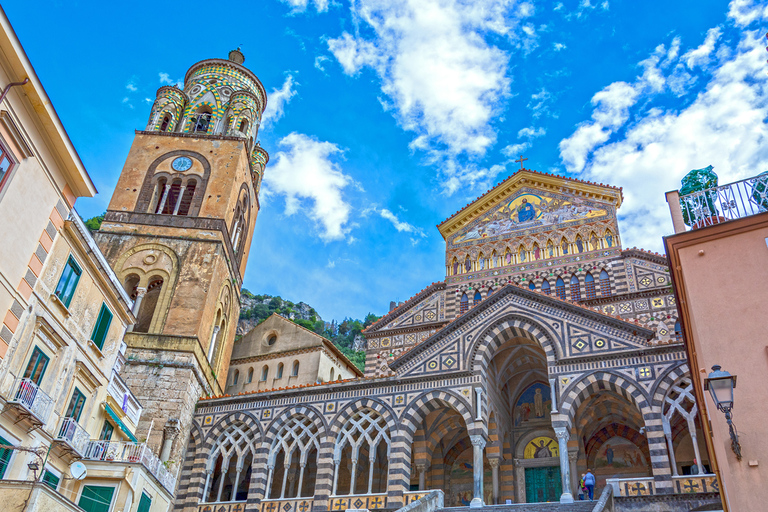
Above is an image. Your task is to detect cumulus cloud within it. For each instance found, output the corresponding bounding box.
[263,133,354,241]
[261,75,298,129]
[126,82,138,92]
[682,28,722,69]
[158,72,183,87]
[282,0,329,13]
[553,42,567,51]
[559,1,768,251]
[728,0,768,26]
[326,0,528,192]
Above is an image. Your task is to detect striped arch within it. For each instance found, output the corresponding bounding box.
[174,422,206,511]
[469,314,561,375]
[204,411,263,450]
[328,397,398,437]
[585,424,651,470]
[264,405,327,445]
[399,390,474,439]
[559,371,652,428]
[651,363,691,409]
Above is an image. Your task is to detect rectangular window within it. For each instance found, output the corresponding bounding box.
[0,434,13,479]
[99,421,114,441]
[78,485,115,512]
[42,469,60,490]
[23,347,49,385]
[90,303,113,350]
[64,388,86,422]
[137,492,152,512]
[0,141,17,192]
[54,256,82,308]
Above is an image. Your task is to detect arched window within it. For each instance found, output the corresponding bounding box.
[541,279,551,295]
[556,277,566,300]
[160,114,171,132]
[133,276,164,333]
[333,408,390,495]
[239,119,249,133]
[207,310,224,363]
[267,416,321,499]
[487,287,493,297]
[674,320,682,341]
[233,370,239,385]
[570,275,581,301]
[600,270,611,297]
[452,259,459,275]
[176,180,197,216]
[261,365,269,382]
[460,293,469,314]
[191,108,212,133]
[464,257,471,272]
[204,423,257,503]
[292,361,299,377]
[528,281,536,291]
[585,273,596,299]
[247,367,254,384]
[473,291,482,305]
[330,368,335,382]
[277,363,284,379]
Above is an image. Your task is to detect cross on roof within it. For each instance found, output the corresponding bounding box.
[515,154,528,170]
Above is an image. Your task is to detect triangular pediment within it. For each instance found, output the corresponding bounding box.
[389,283,655,378]
[365,282,447,335]
[438,170,623,242]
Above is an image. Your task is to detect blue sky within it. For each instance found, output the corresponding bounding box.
[5,0,768,321]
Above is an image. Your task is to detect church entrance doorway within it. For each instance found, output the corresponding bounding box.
[524,467,561,503]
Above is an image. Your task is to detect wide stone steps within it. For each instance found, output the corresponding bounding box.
[438,502,596,512]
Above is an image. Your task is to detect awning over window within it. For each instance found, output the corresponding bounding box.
[103,403,138,443]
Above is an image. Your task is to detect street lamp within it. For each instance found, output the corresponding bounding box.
[704,365,742,461]
[27,461,39,481]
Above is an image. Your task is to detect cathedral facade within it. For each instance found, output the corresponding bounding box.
[174,172,711,512]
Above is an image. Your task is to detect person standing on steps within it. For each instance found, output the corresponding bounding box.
[578,473,587,500]
[584,469,596,500]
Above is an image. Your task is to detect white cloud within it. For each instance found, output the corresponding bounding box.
[314,55,330,73]
[528,88,555,118]
[326,0,525,193]
[378,208,426,237]
[263,133,354,241]
[559,3,768,251]
[682,28,722,69]
[728,0,768,26]
[126,82,138,92]
[158,72,183,87]
[121,97,134,109]
[502,142,531,158]
[282,0,329,13]
[261,75,298,129]
[518,126,546,139]
[553,42,567,51]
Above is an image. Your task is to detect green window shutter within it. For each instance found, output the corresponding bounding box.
[42,470,60,490]
[0,434,13,479]
[54,256,82,308]
[78,485,115,512]
[65,388,86,422]
[91,303,113,349]
[137,492,152,512]
[23,347,49,385]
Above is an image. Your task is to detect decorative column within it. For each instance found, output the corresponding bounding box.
[548,378,558,413]
[349,458,358,495]
[331,457,341,496]
[489,458,501,505]
[127,287,146,332]
[265,464,275,499]
[514,460,525,503]
[415,462,427,491]
[554,428,574,504]
[202,468,213,502]
[207,325,221,361]
[687,418,705,475]
[156,184,171,213]
[568,448,579,496]
[663,419,679,476]
[469,435,486,508]
[172,185,187,215]
[160,418,180,462]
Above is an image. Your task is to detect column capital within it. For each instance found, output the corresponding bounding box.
[470,435,486,449]
[567,450,579,462]
[554,427,569,441]
[415,462,429,472]
[488,458,502,469]
[135,287,147,298]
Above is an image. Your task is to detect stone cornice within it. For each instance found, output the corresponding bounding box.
[365,321,450,339]
[580,286,674,307]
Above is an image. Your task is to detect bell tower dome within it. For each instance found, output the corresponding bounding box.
[93,50,269,465]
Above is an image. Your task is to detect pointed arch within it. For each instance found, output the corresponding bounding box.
[600,269,611,297]
[555,277,566,300]
[559,371,652,428]
[570,274,581,301]
[459,293,469,314]
[541,279,551,295]
[585,272,596,299]
[473,290,482,305]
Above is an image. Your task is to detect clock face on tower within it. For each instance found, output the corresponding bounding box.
[171,156,193,171]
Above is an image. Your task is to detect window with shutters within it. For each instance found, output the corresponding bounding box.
[137,492,152,512]
[0,434,13,479]
[90,303,113,350]
[600,270,611,297]
[100,421,114,441]
[459,293,468,314]
[541,279,551,295]
[42,470,60,490]
[54,255,82,308]
[64,388,86,422]
[23,347,49,385]
[78,485,115,512]
[473,291,482,305]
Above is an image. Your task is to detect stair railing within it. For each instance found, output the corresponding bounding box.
[591,485,614,512]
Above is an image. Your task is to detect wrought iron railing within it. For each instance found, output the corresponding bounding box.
[83,440,176,492]
[679,174,768,228]
[56,417,90,456]
[9,378,54,424]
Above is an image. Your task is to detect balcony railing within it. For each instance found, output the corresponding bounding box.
[107,370,142,426]
[83,440,176,493]
[56,417,90,456]
[673,174,768,231]
[9,378,54,425]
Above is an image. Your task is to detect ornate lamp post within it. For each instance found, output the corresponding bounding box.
[704,365,742,460]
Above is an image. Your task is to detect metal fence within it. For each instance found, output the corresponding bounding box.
[56,417,91,456]
[679,174,768,228]
[83,440,177,492]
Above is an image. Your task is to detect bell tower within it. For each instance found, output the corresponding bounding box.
[94,49,269,465]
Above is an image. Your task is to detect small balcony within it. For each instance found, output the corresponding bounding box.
[6,378,54,428]
[52,417,90,461]
[667,172,768,233]
[106,370,142,427]
[82,440,177,493]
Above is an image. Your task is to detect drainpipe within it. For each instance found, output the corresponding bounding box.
[0,78,29,104]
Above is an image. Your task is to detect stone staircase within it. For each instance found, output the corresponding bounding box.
[439,503,597,512]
